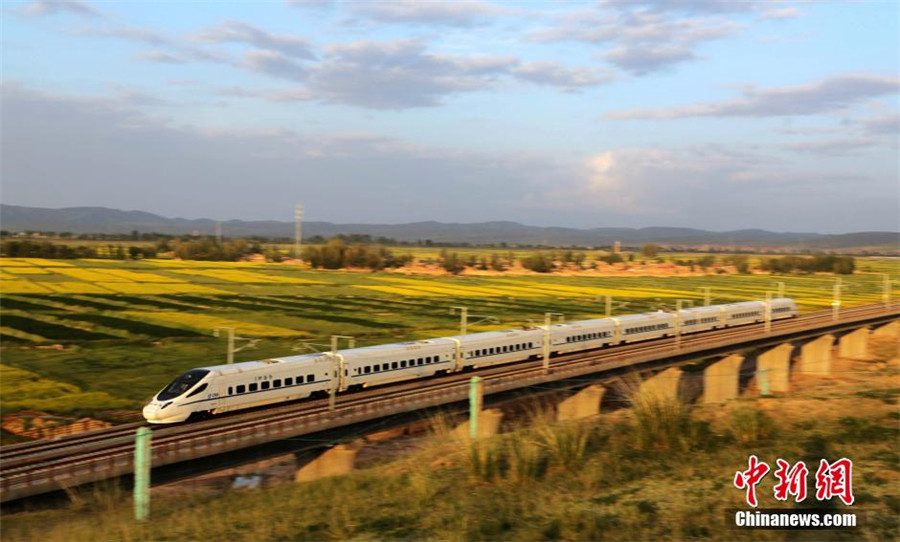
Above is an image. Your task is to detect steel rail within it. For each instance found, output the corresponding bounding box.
[2,302,893,470]
[2,302,893,469]
[1,302,896,502]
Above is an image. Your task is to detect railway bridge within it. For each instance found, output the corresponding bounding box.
[2,302,898,503]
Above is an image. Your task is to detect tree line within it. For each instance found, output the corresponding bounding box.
[1,240,158,260]
[302,240,412,270]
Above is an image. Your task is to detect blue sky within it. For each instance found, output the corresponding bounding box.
[2,0,898,232]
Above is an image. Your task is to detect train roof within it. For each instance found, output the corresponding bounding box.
[339,338,454,355]
[443,328,543,342]
[612,312,676,323]
[553,318,617,328]
[199,352,329,374]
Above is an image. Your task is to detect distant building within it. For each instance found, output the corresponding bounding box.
[613,241,621,254]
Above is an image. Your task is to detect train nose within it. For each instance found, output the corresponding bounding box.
[142,403,159,422]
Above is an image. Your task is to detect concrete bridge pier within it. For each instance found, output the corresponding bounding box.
[703,354,744,404]
[295,443,360,483]
[452,409,504,440]
[556,385,606,421]
[872,321,899,338]
[637,367,683,403]
[798,334,835,376]
[756,343,793,394]
[839,327,870,359]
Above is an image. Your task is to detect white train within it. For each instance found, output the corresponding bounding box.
[142,298,798,423]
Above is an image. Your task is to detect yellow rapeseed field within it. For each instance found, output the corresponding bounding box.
[54,268,133,282]
[2,267,51,275]
[0,271,22,281]
[96,269,187,283]
[42,282,115,294]
[372,278,529,297]
[11,258,74,267]
[1,281,51,294]
[123,311,305,337]
[375,277,547,297]
[353,285,447,297]
[98,283,229,295]
[171,269,322,284]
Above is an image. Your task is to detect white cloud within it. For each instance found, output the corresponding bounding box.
[139,50,186,64]
[606,74,900,119]
[18,0,100,18]
[603,45,696,75]
[349,0,514,27]
[531,6,742,75]
[195,21,316,59]
[510,61,613,90]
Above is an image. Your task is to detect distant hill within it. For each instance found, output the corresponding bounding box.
[1,204,897,251]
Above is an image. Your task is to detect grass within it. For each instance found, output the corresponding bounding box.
[3,347,898,541]
[1,255,898,419]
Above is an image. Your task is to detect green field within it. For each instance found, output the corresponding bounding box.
[1,256,897,420]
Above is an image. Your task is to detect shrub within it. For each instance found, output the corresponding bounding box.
[728,406,777,444]
[629,395,696,452]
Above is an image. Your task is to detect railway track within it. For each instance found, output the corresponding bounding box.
[1,302,897,501]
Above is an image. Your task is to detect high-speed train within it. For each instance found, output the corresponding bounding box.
[143,298,798,423]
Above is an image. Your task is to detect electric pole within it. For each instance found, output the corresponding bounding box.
[213,327,235,364]
[832,277,842,321]
[294,203,304,260]
[697,287,711,306]
[450,306,468,335]
[675,300,693,350]
[542,312,564,374]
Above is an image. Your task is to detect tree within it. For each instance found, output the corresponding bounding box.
[520,252,555,273]
[440,251,466,274]
[641,243,660,259]
[490,253,505,272]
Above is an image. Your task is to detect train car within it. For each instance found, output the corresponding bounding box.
[340,339,456,389]
[676,305,724,334]
[770,297,799,319]
[144,298,800,424]
[453,328,544,369]
[142,353,333,424]
[612,312,676,343]
[722,301,766,326]
[550,318,617,354]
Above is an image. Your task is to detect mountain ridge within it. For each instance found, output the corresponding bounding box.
[1,204,897,250]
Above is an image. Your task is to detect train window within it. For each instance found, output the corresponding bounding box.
[364,366,370,374]
[400,360,407,368]
[392,362,398,370]
[228,386,233,395]
[249,383,258,392]
[158,369,210,401]
[307,374,314,383]
[416,357,422,365]
[236,385,245,394]
[285,377,293,386]
[261,381,270,390]
[273,379,282,388]
[185,383,207,398]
